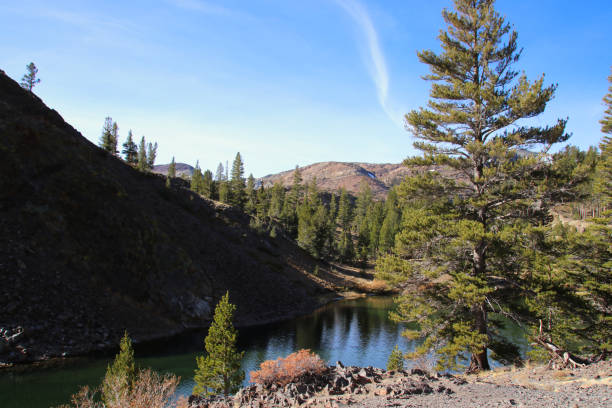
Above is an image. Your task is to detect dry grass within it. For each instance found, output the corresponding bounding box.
[57,369,187,408]
[356,279,390,293]
[250,349,326,386]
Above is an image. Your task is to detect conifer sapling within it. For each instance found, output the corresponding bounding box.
[194,292,245,396]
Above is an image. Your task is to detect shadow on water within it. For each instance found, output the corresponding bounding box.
[0,296,528,408]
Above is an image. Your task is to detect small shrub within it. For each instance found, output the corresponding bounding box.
[313,265,319,276]
[57,369,185,408]
[269,226,278,238]
[387,345,404,371]
[250,349,326,386]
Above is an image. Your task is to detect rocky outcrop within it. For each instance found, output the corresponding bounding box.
[188,362,456,407]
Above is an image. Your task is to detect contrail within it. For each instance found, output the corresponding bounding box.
[334,0,402,127]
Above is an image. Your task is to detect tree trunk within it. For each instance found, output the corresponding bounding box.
[470,232,491,373]
[468,302,491,373]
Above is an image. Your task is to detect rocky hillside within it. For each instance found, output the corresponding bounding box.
[0,70,330,365]
[259,162,412,198]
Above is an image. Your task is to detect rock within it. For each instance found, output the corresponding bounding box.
[376,386,392,396]
[411,368,429,376]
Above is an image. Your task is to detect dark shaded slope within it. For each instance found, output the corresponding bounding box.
[0,71,328,364]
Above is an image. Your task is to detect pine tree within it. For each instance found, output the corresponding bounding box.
[137,136,148,172]
[328,193,338,222]
[326,193,339,258]
[297,178,329,258]
[287,166,303,210]
[102,331,136,406]
[202,169,214,198]
[367,201,385,255]
[338,230,355,263]
[110,122,119,155]
[378,190,401,253]
[215,163,225,182]
[168,157,176,178]
[355,182,374,262]
[218,181,230,204]
[297,201,316,254]
[596,68,612,199]
[354,181,373,227]
[600,67,612,135]
[191,161,203,194]
[20,62,40,92]
[99,117,115,153]
[336,188,353,231]
[215,162,229,202]
[229,152,246,208]
[194,292,244,396]
[379,0,569,372]
[122,130,138,164]
[146,142,158,170]
[543,75,611,355]
[245,174,256,214]
[282,166,302,237]
[269,182,285,219]
[255,185,269,222]
[386,345,404,371]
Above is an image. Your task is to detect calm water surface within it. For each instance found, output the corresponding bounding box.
[0,296,528,408]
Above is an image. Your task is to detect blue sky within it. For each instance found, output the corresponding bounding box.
[2,0,611,177]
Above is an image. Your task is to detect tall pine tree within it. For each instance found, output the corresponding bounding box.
[137,136,148,172]
[202,169,214,199]
[379,0,569,372]
[122,130,138,164]
[99,117,115,154]
[245,173,256,214]
[191,161,203,194]
[229,152,246,209]
[146,142,157,169]
[168,157,176,178]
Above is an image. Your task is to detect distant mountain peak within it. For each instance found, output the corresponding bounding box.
[258,161,412,198]
[152,162,194,177]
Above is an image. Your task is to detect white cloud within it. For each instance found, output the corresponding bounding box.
[168,0,253,20]
[334,0,403,128]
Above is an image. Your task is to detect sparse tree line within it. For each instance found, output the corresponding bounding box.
[98,116,158,172]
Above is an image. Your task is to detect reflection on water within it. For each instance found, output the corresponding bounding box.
[0,296,527,408]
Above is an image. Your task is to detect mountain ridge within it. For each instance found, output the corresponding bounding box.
[258,161,413,198]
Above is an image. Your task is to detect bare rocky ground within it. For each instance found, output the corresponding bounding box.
[188,360,611,408]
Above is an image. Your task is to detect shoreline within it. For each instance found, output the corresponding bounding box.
[0,288,387,371]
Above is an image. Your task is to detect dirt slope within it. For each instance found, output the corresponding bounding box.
[0,70,330,364]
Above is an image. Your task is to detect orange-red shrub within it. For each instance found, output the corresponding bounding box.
[250,349,326,386]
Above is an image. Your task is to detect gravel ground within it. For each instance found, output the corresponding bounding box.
[318,361,612,408]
